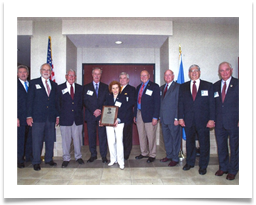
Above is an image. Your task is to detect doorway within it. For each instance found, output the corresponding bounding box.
[83,63,155,145]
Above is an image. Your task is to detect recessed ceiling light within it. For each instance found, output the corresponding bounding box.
[115,41,122,45]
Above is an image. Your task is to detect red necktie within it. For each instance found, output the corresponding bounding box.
[138,83,145,104]
[192,81,197,101]
[222,81,226,103]
[45,79,51,96]
[70,84,74,100]
[163,85,168,98]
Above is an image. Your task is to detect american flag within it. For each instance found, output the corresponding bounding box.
[47,36,55,82]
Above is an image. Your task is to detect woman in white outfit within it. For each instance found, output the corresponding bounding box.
[103,81,128,170]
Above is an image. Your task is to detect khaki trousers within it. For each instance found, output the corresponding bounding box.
[136,110,157,158]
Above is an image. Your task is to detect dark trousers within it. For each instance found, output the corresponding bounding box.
[215,126,239,175]
[32,119,55,165]
[123,123,133,159]
[87,120,107,158]
[17,125,32,163]
[185,125,210,169]
[161,122,181,162]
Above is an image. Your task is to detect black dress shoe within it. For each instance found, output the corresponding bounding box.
[102,157,108,163]
[215,170,228,176]
[199,168,207,175]
[61,161,69,168]
[87,156,97,163]
[76,158,84,164]
[18,163,25,168]
[147,157,155,163]
[45,160,57,166]
[33,164,41,171]
[135,154,148,159]
[226,173,236,180]
[182,164,194,171]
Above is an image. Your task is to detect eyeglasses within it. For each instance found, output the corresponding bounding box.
[189,69,199,73]
[41,69,51,72]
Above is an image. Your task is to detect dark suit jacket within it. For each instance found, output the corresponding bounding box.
[105,93,128,123]
[57,82,84,126]
[160,81,180,124]
[17,79,28,126]
[178,79,215,128]
[27,77,58,122]
[120,84,136,124]
[134,81,160,123]
[213,77,239,129]
[83,82,109,122]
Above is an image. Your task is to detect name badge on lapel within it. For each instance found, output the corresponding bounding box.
[201,90,208,96]
[62,88,68,95]
[87,90,94,96]
[115,101,122,107]
[145,89,153,96]
[35,84,41,89]
[126,97,129,102]
[214,92,219,98]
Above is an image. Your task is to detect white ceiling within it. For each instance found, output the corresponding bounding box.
[17,17,239,66]
[67,34,170,48]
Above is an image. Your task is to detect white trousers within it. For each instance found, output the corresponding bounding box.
[106,123,124,167]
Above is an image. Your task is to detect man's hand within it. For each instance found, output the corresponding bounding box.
[152,118,158,126]
[174,119,179,126]
[56,118,59,126]
[27,117,33,127]
[179,119,185,127]
[206,120,215,128]
[93,109,101,118]
[17,118,20,127]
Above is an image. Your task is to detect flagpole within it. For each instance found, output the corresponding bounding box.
[178,45,185,161]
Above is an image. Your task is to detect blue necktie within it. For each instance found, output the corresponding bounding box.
[95,83,98,97]
[24,81,28,92]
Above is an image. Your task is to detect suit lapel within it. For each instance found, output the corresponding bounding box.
[225,77,235,100]
[166,82,175,96]
[38,78,48,97]
[196,80,202,100]
[18,79,27,93]
[143,81,151,95]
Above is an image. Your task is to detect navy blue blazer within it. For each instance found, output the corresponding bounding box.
[213,77,239,129]
[57,82,84,126]
[17,79,28,126]
[27,77,58,123]
[83,82,109,122]
[119,84,136,124]
[134,81,160,123]
[178,79,215,128]
[105,93,128,123]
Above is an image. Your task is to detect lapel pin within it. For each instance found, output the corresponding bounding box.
[230,85,233,87]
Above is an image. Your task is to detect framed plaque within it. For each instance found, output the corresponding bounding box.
[100,106,118,126]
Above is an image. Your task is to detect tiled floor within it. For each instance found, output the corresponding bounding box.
[17,144,239,185]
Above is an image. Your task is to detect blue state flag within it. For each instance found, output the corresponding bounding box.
[177,53,186,140]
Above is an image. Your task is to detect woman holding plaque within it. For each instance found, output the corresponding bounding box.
[103,81,128,170]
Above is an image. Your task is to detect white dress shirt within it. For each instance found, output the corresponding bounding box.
[190,79,200,94]
[221,76,232,94]
[41,77,51,94]
[19,78,29,91]
[66,81,75,94]
[165,81,173,90]
[93,81,100,90]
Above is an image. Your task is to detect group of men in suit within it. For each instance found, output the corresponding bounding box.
[17,61,238,180]
[159,62,238,180]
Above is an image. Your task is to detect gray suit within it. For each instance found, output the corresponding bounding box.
[160,81,181,162]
